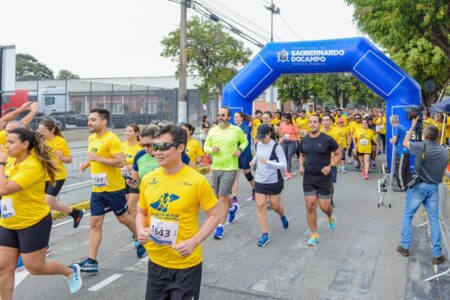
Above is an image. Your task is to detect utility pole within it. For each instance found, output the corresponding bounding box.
[265,1,280,112]
[178,0,190,123]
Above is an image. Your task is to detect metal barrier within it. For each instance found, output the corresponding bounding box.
[60,150,92,194]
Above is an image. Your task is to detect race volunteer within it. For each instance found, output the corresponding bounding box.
[136,125,219,300]
[76,109,144,274]
[204,107,248,239]
[0,128,82,298]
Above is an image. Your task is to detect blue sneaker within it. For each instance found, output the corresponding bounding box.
[67,264,82,294]
[213,226,224,239]
[307,234,320,246]
[76,258,98,273]
[281,215,289,230]
[228,204,239,224]
[328,215,337,230]
[16,256,24,271]
[136,244,146,258]
[257,233,270,247]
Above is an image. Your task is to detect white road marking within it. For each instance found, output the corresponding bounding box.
[88,274,122,292]
[15,270,29,287]
[52,212,91,228]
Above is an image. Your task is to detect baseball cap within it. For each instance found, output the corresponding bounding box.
[256,124,271,139]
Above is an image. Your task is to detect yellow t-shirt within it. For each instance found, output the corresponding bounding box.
[322,127,340,144]
[252,119,262,138]
[295,117,309,137]
[354,128,375,154]
[185,138,204,170]
[271,118,281,126]
[0,130,6,145]
[334,126,350,148]
[374,117,387,134]
[349,122,363,136]
[306,111,315,117]
[334,115,348,126]
[88,131,125,192]
[138,165,217,269]
[0,153,50,230]
[122,141,143,165]
[423,117,436,128]
[445,117,450,139]
[45,136,71,181]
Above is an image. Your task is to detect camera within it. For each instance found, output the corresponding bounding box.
[407,106,424,121]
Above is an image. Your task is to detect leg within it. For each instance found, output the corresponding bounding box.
[46,194,73,214]
[287,142,297,173]
[243,169,255,189]
[0,247,19,300]
[403,153,412,184]
[218,195,231,225]
[397,154,406,190]
[127,193,140,221]
[318,198,333,217]
[281,142,289,172]
[117,212,138,237]
[231,170,240,200]
[400,185,425,250]
[268,194,284,217]
[22,248,72,277]
[88,215,105,260]
[422,185,442,257]
[255,193,268,233]
[364,154,370,175]
[305,196,319,232]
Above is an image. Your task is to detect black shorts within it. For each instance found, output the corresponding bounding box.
[90,189,128,217]
[45,180,65,197]
[125,179,139,194]
[255,181,284,195]
[0,213,52,253]
[303,174,333,199]
[145,260,202,300]
[358,152,370,156]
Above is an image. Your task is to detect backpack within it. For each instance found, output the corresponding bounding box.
[256,142,284,182]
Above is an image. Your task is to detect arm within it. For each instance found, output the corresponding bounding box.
[136,207,150,245]
[403,118,418,150]
[88,152,125,168]
[203,132,213,154]
[267,145,287,169]
[330,146,343,167]
[298,153,305,175]
[0,102,32,124]
[19,102,38,127]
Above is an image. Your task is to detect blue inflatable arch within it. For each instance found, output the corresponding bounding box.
[222,37,421,168]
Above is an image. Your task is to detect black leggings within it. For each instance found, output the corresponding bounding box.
[282,141,297,173]
[379,134,386,151]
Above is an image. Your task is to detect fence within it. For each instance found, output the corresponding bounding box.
[8,79,219,130]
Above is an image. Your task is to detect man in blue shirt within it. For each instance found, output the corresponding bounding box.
[390,115,412,191]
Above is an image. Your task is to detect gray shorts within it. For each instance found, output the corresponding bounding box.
[212,170,237,196]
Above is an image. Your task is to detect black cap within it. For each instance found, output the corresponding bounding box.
[256,124,271,139]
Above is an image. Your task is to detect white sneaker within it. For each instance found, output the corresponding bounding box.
[342,166,347,173]
[347,158,353,164]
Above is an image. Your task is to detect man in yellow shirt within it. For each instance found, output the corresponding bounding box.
[75,109,144,273]
[423,112,436,128]
[136,125,219,300]
[335,118,351,173]
[296,110,309,139]
[252,110,263,142]
[333,108,348,126]
[306,104,315,117]
[374,112,387,153]
[348,113,363,167]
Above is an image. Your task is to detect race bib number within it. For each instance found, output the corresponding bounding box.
[121,167,132,179]
[150,217,179,245]
[360,139,369,146]
[1,198,15,218]
[91,173,108,187]
[379,125,384,130]
[283,134,290,140]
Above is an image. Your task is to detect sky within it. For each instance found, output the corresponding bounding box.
[0,0,363,78]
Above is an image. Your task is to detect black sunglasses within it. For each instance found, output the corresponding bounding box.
[152,142,178,152]
[141,143,153,148]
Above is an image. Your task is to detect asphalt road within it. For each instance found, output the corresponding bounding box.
[13,156,450,300]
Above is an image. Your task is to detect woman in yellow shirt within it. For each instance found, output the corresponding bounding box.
[38,120,84,229]
[0,128,82,297]
[122,124,143,220]
[180,122,204,170]
[353,119,378,180]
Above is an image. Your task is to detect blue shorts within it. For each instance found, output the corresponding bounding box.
[238,148,252,170]
[90,189,128,217]
[331,166,337,184]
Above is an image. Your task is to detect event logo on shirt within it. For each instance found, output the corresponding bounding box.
[151,193,180,213]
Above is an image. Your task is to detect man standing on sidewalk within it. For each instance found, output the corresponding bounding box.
[390,115,412,191]
[204,107,248,239]
[75,108,144,273]
[397,119,448,265]
[136,125,219,299]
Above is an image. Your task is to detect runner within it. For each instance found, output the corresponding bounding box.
[37,119,84,228]
[136,124,219,300]
[375,112,387,153]
[231,112,255,207]
[367,116,379,169]
[0,128,82,297]
[204,107,248,239]
[348,113,363,167]
[298,114,341,246]
[251,109,263,145]
[353,118,378,180]
[261,111,278,141]
[278,113,299,179]
[334,118,350,173]
[0,102,39,146]
[321,114,340,207]
[201,115,211,147]
[333,108,347,126]
[122,124,143,221]
[250,124,288,247]
[75,109,145,273]
[180,123,204,170]
[271,111,282,126]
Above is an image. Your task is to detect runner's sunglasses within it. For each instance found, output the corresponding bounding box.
[152,142,179,151]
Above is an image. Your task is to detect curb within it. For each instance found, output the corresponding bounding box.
[52,165,210,221]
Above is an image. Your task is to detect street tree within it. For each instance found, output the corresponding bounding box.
[57,69,80,80]
[161,16,252,103]
[276,74,327,108]
[16,53,54,80]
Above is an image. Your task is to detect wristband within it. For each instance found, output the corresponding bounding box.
[0,162,6,166]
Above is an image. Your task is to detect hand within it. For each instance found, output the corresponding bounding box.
[249,161,255,168]
[411,117,419,128]
[298,165,304,176]
[137,227,150,245]
[19,101,32,112]
[172,238,197,257]
[126,178,140,188]
[0,145,8,163]
[259,157,268,164]
[212,146,220,153]
[55,150,63,160]
[87,152,101,162]
[30,102,38,112]
[80,162,90,172]
[321,165,331,176]
[234,149,242,158]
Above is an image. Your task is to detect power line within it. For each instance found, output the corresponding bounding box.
[279,14,304,40]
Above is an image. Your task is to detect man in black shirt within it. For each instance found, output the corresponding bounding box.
[299,114,342,246]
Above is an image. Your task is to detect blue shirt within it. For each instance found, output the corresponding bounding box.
[393,124,409,155]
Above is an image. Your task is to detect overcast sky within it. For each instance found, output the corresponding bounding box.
[0,0,363,78]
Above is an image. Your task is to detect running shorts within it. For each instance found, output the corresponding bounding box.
[90,189,128,217]
[212,170,237,196]
[45,179,65,197]
[303,174,332,199]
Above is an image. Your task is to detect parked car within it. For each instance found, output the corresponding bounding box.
[13,110,65,131]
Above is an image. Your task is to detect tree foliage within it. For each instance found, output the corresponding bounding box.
[16,54,54,80]
[275,75,326,107]
[345,0,450,105]
[160,16,252,103]
[57,69,80,80]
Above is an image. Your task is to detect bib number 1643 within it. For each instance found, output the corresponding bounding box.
[149,217,179,245]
